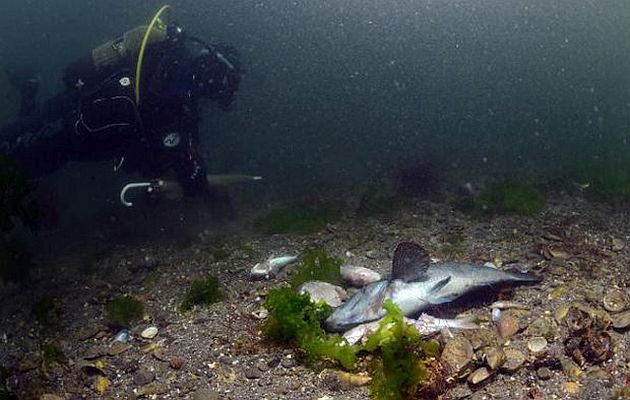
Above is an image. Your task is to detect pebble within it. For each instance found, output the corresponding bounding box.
[133,368,155,386]
[193,388,221,400]
[440,337,474,376]
[536,367,553,380]
[244,367,262,379]
[107,342,131,356]
[501,349,526,373]
[170,355,186,370]
[484,346,506,369]
[297,281,347,308]
[525,316,559,341]
[603,288,630,313]
[467,367,490,385]
[612,238,625,252]
[135,382,168,397]
[612,310,630,329]
[497,312,520,339]
[257,360,270,372]
[140,326,158,339]
[527,336,548,354]
[267,358,281,368]
[281,357,296,369]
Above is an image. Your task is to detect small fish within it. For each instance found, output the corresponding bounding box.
[340,264,382,287]
[249,255,298,279]
[206,174,263,186]
[325,242,541,332]
[414,313,479,336]
[342,314,478,345]
[489,300,530,310]
[297,281,347,308]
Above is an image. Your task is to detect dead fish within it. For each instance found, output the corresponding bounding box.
[326,242,541,332]
[342,314,479,345]
[489,301,530,310]
[206,174,263,185]
[414,313,479,336]
[297,281,347,308]
[249,255,298,279]
[340,264,382,287]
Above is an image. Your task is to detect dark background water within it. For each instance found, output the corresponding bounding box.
[1,0,629,225]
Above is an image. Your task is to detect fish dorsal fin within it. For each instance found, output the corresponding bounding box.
[392,242,431,282]
[430,276,451,293]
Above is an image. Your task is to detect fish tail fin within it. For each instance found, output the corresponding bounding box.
[506,270,542,283]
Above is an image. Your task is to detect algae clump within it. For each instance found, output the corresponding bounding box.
[32,296,60,328]
[255,207,337,235]
[106,295,144,328]
[181,275,223,311]
[364,300,443,400]
[290,248,343,289]
[473,181,545,216]
[264,287,357,369]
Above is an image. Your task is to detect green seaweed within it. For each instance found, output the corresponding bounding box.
[212,247,232,262]
[0,152,33,233]
[357,184,398,217]
[0,233,32,283]
[290,248,343,289]
[255,207,338,235]
[473,181,545,216]
[264,287,357,369]
[39,341,64,369]
[364,300,442,400]
[31,296,60,328]
[106,295,144,328]
[581,167,630,198]
[181,275,223,311]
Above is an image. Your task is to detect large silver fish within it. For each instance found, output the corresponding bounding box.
[325,242,540,332]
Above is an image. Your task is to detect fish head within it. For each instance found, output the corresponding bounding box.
[324,281,389,332]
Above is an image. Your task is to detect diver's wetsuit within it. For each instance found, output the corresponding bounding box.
[1,26,240,197]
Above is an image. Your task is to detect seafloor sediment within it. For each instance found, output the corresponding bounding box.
[1,192,629,399]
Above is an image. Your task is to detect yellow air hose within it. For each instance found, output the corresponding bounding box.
[134,5,170,105]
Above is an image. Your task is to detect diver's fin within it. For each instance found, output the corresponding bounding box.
[392,242,431,282]
[429,276,451,293]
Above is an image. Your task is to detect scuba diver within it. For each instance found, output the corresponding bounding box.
[1,11,242,208]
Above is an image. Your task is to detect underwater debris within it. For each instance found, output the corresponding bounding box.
[181,275,223,311]
[563,306,612,366]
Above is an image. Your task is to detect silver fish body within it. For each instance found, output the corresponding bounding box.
[340,264,382,287]
[249,255,298,279]
[325,242,539,332]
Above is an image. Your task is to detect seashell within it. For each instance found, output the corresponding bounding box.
[297,281,347,308]
[603,288,630,313]
[497,312,520,339]
[467,367,490,385]
[141,326,158,339]
[483,346,506,370]
[612,238,625,252]
[440,337,474,376]
[491,308,502,322]
[340,264,381,287]
[251,307,269,320]
[612,310,630,329]
[527,336,548,353]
